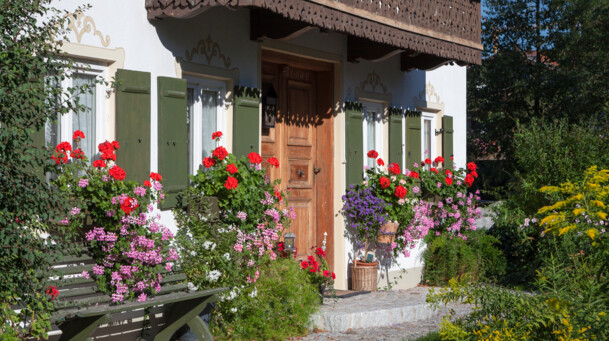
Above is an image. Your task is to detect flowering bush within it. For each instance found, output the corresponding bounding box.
[300,247,336,290]
[52,132,177,303]
[175,132,298,333]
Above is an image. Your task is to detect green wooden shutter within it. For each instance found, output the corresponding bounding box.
[115,69,150,183]
[157,77,188,210]
[345,102,364,187]
[388,107,403,169]
[233,86,260,159]
[405,110,421,169]
[442,115,454,170]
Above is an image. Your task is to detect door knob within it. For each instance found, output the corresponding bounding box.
[314,166,321,174]
[298,169,305,177]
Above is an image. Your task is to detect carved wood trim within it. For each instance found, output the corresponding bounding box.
[145,0,482,65]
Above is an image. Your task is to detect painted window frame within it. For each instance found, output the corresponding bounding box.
[421,111,436,167]
[47,61,108,161]
[361,101,384,169]
[185,75,227,175]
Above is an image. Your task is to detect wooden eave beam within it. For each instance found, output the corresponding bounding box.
[250,8,315,42]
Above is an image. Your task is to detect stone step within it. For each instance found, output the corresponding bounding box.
[310,287,438,332]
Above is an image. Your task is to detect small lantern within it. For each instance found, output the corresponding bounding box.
[284,232,296,253]
[262,85,277,128]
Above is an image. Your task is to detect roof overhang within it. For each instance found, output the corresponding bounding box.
[145,0,482,70]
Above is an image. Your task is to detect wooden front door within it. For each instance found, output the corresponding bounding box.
[261,51,334,268]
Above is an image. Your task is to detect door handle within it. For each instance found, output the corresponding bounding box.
[313,165,321,174]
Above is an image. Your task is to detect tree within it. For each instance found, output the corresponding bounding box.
[467,0,609,164]
[0,0,88,338]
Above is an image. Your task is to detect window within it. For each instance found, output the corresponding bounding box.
[186,77,226,174]
[45,63,107,162]
[422,112,436,168]
[362,101,383,169]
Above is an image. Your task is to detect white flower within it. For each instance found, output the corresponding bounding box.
[187,282,198,291]
[223,253,231,261]
[206,270,222,282]
[203,241,216,251]
[249,287,257,298]
[217,227,228,233]
[230,307,238,313]
[190,250,197,256]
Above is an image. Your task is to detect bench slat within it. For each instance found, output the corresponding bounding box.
[57,285,99,299]
[55,264,94,276]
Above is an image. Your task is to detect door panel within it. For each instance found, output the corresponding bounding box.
[261,53,334,268]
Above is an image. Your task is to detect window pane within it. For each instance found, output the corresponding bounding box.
[201,90,217,159]
[73,74,96,161]
[187,87,194,174]
[45,116,60,149]
[366,112,376,168]
[424,119,432,162]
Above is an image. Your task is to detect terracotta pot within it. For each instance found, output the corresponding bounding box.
[376,221,399,244]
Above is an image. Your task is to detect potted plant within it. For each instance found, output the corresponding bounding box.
[300,246,335,301]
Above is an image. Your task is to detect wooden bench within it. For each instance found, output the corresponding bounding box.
[49,251,228,341]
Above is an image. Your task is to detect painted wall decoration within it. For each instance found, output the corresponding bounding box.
[67,11,111,47]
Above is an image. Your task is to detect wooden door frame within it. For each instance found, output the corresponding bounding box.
[260,49,335,270]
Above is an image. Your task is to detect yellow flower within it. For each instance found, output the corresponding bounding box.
[572,208,586,216]
[559,225,577,236]
[597,211,607,220]
[540,214,564,227]
[587,228,599,240]
[590,200,605,208]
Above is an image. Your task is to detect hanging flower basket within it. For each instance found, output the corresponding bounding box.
[376,221,399,244]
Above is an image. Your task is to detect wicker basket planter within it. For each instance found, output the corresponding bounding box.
[351,261,378,291]
[376,221,399,244]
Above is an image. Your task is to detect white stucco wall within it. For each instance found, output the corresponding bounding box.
[51,0,468,290]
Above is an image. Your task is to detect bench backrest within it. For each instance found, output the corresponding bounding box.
[49,251,188,313]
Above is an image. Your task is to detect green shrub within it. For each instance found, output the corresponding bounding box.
[423,230,505,285]
[511,117,609,214]
[214,257,319,340]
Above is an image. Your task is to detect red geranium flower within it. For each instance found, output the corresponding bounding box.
[150,172,162,181]
[93,160,106,168]
[377,158,385,166]
[268,157,279,168]
[101,152,117,161]
[323,270,330,278]
[211,131,223,140]
[120,197,139,214]
[445,169,452,176]
[465,173,475,187]
[409,171,420,179]
[46,285,59,301]
[70,148,85,160]
[109,165,126,181]
[203,157,215,168]
[424,158,432,165]
[430,167,439,174]
[434,156,444,164]
[467,162,477,172]
[224,176,238,190]
[51,151,68,165]
[367,150,378,159]
[144,180,152,187]
[331,272,336,280]
[316,247,326,258]
[212,146,229,161]
[98,141,114,153]
[379,176,391,189]
[55,141,72,153]
[395,185,407,198]
[72,130,85,141]
[274,189,282,201]
[226,163,238,174]
[300,261,309,269]
[388,163,401,175]
[247,152,262,164]
[445,177,453,185]
[470,170,478,178]
[278,242,285,251]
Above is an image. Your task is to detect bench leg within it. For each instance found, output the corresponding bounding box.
[57,314,111,341]
[187,315,214,341]
[154,295,218,341]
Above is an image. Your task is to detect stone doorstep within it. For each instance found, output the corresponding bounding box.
[310,303,436,332]
[310,287,438,332]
